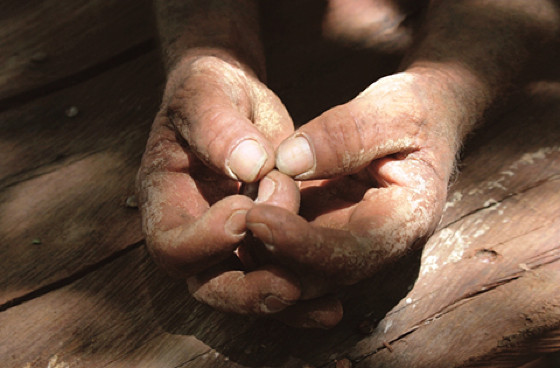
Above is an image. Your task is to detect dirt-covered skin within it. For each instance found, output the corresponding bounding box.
[138,0,560,327]
[249,70,460,293]
[137,0,303,315]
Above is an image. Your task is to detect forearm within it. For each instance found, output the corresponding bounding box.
[154,0,265,79]
[401,0,560,140]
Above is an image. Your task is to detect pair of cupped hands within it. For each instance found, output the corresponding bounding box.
[137,56,456,328]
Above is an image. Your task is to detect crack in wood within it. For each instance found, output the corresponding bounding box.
[0,240,144,313]
[438,174,560,232]
[413,243,560,320]
[351,279,520,363]
[386,222,558,324]
[0,39,156,113]
[0,148,107,192]
[351,245,560,363]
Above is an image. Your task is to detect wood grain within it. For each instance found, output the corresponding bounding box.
[0,51,163,306]
[0,0,155,104]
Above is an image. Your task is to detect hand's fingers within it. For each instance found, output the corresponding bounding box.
[168,58,294,182]
[138,117,254,276]
[274,295,343,329]
[250,83,296,149]
[247,204,365,284]
[275,74,426,179]
[187,263,301,315]
[247,156,446,286]
[255,170,300,213]
[237,169,300,269]
[144,190,253,277]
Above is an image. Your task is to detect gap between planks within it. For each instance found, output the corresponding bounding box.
[0,240,144,313]
[0,39,156,113]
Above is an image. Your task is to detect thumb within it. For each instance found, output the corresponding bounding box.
[275,81,424,179]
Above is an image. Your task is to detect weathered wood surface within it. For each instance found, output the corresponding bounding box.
[0,50,163,306]
[1,0,559,367]
[0,0,155,105]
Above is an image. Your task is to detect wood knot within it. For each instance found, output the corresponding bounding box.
[475,249,499,263]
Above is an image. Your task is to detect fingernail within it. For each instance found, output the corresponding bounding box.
[228,139,267,182]
[248,222,273,244]
[263,295,292,313]
[255,177,275,203]
[303,318,330,330]
[276,135,314,177]
[225,209,248,236]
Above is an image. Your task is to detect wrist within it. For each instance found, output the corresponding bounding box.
[377,65,486,181]
[166,45,265,82]
[155,0,265,80]
[174,47,261,79]
[162,50,258,108]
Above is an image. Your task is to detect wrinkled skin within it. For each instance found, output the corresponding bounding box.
[138,60,458,327]
[246,70,458,322]
[137,57,305,315]
[138,0,560,328]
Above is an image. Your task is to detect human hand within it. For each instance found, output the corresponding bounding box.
[136,56,303,315]
[246,70,463,323]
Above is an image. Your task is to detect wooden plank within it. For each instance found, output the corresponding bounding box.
[0,49,162,188]
[467,328,560,367]
[356,260,560,368]
[351,180,560,367]
[0,245,317,368]
[0,51,163,305]
[0,247,208,368]
[0,0,155,103]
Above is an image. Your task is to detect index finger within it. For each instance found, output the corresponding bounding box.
[168,57,294,182]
